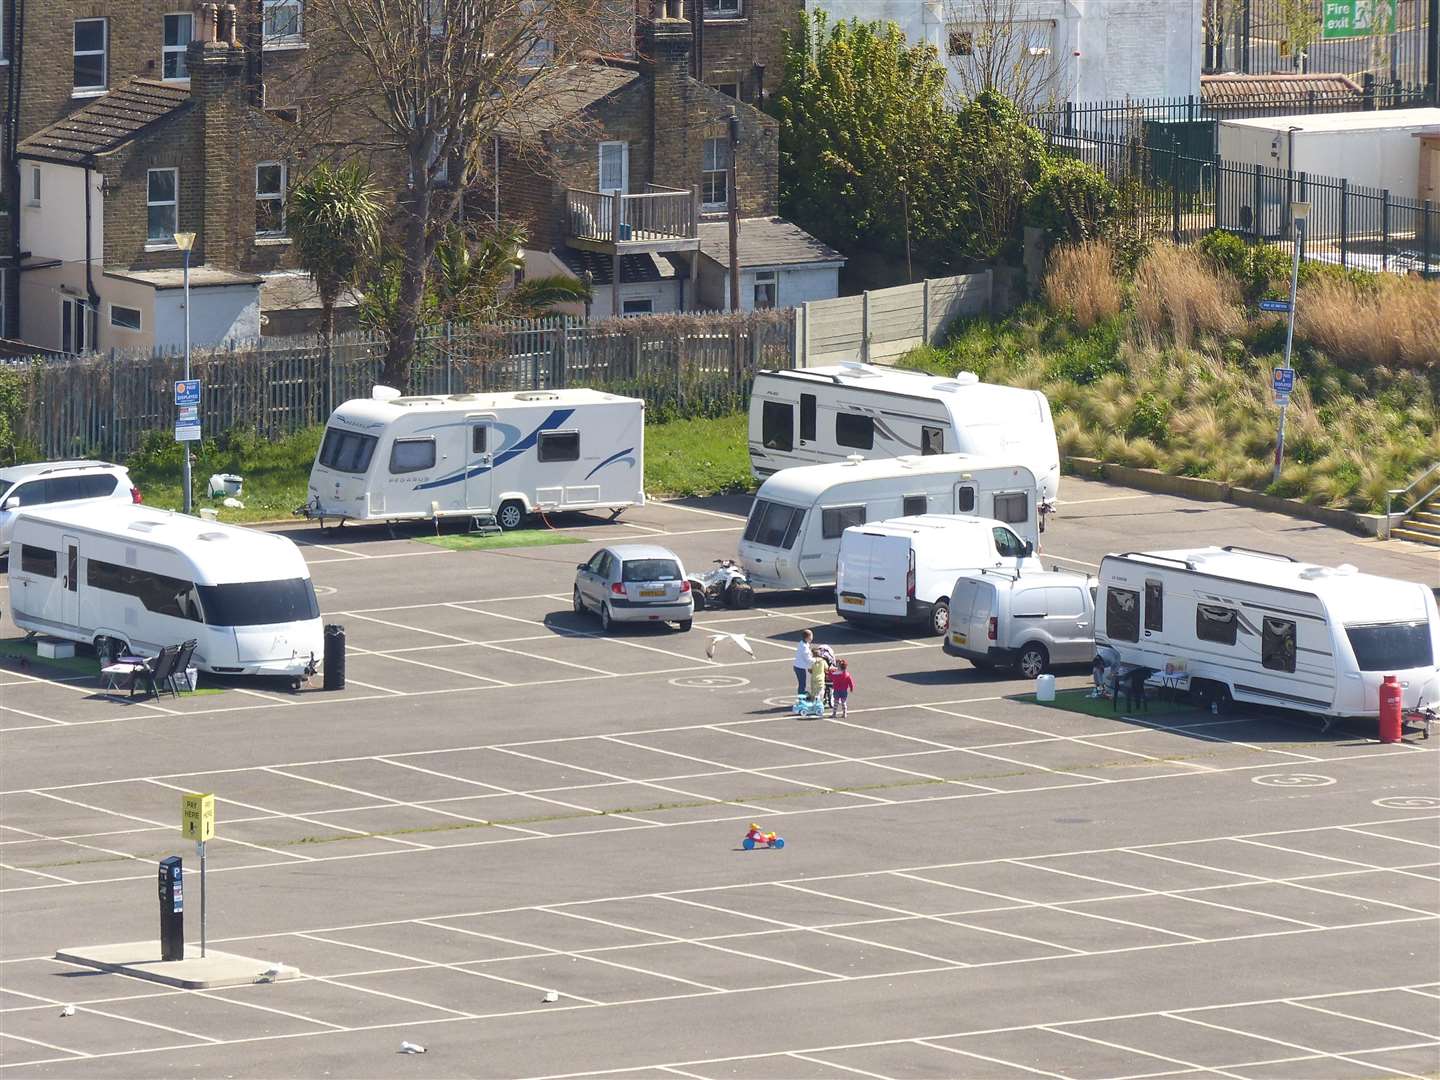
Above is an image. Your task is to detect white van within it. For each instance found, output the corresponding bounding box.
[1096,547,1440,718]
[944,568,1098,677]
[10,505,324,679]
[747,364,1060,504]
[835,515,1041,635]
[739,454,1039,591]
[304,386,645,529]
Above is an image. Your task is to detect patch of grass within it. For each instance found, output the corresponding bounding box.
[417,531,586,551]
[644,412,754,497]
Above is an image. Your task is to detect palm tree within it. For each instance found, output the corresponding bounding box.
[430,223,592,322]
[286,163,383,351]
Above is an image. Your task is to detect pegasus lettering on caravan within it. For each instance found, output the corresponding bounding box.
[302,386,646,530]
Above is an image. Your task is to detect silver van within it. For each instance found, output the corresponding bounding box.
[943,568,1097,677]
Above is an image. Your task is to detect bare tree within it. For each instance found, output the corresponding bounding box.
[291,0,614,388]
[942,0,1064,113]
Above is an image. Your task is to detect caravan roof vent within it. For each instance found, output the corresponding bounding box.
[196,532,228,542]
[127,520,164,533]
[837,362,882,378]
[954,372,980,386]
[449,393,480,401]
[1300,563,1359,580]
[515,391,559,401]
[372,385,401,401]
[843,455,865,466]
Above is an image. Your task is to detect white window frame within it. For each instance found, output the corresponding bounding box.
[0,269,8,339]
[73,18,108,95]
[162,13,193,81]
[753,269,777,309]
[255,161,287,237]
[262,0,304,46]
[60,298,90,355]
[701,137,728,211]
[146,168,179,247]
[704,0,741,17]
[109,304,142,332]
[598,141,628,196]
[26,165,40,207]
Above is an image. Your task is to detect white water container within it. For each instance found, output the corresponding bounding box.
[1036,673,1056,702]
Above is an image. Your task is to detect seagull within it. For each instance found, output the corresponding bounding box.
[706,632,755,660]
[399,1042,427,1054]
[59,1005,75,1017]
[542,990,559,1003]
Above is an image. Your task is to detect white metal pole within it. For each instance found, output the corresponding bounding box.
[199,839,206,958]
[182,248,193,515]
[1273,217,1303,485]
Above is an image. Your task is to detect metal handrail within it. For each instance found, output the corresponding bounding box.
[1386,462,1440,519]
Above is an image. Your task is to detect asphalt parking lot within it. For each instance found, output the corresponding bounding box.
[1,477,1437,1079]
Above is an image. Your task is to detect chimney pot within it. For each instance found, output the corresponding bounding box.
[196,3,218,43]
[219,4,238,46]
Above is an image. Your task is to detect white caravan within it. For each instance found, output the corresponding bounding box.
[1096,547,1440,718]
[835,515,1041,635]
[9,504,323,679]
[739,454,1039,591]
[304,387,645,529]
[747,363,1060,504]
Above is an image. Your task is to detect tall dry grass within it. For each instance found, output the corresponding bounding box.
[1043,241,1122,330]
[1297,275,1440,371]
[1132,243,1243,347]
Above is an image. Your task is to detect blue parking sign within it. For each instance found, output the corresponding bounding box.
[174,380,201,406]
[1272,367,1295,395]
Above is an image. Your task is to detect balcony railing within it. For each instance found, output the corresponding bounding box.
[566,185,699,251]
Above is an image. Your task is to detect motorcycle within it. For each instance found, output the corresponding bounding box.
[687,559,755,611]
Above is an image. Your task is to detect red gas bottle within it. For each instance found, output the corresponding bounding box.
[1378,676,1403,744]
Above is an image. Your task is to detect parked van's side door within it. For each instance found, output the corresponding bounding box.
[1043,585,1093,662]
[61,535,79,626]
[465,416,495,511]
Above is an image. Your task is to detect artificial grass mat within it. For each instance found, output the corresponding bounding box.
[0,637,225,695]
[1012,686,1206,719]
[417,530,587,551]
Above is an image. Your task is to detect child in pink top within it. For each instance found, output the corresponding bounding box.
[829,658,855,718]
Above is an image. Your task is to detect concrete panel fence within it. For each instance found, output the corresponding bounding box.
[795,271,994,366]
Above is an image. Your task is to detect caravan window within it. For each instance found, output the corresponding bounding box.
[1106,587,1139,642]
[902,494,927,516]
[20,545,57,577]
[761,401,792,451]
[472,426,487,453]
[993,492,1028,524]
[197,579,321,626]
[389,438,436,474]
[921,426,944,455]
[955,486,976,512]
[835,413,874,450]
[821,505,866,539]
[1196,604,1238,646]
[538,431,580,462]
[744,500,804,549]
[88,559,204,622]
[1346,622,1433,671]
[800,394,816,442]
[1262,617,1297,673]
[318,428,378,474]
[1144,580,1163,632]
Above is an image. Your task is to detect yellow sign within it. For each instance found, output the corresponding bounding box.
[182,793,215,842]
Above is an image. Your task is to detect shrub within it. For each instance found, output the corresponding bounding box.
[1133,244,1243,346]
[1297,274,1440,371]
[1126,393,1172,443]
[1026,158,1118,245]
[1042,241,1122,329]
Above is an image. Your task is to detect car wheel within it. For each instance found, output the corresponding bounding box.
[971,658,995,671]
[600,604,613,633]
[496,500,525,531]
[690,586,707,611]
[929,600,950,636]
[1017,643,1050,679]
[572,587,586,615]
[677,619,692,632]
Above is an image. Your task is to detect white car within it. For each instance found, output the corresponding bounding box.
[0,461,139,559]
[573,544,693,632]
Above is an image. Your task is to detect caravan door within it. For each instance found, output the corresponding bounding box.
[465,417,495,511]
[61,534,79,625]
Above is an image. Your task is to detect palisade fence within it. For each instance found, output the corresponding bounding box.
[8,312,797,461]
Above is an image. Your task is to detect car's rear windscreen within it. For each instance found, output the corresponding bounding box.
[621,559,681,582]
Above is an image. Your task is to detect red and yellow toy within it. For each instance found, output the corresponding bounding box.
[742,823,785,850]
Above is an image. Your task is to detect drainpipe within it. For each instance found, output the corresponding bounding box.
[5,0,25,336]
[83,164,100,347]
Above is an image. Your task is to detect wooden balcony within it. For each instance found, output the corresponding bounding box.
[566,185,700,254]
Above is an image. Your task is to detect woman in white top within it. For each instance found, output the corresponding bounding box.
[793,629,814,697]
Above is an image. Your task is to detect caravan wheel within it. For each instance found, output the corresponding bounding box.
[496,501,525,531]
[93,636,130,664]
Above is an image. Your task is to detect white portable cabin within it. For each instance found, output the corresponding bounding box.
[9,504,323,677]
[305,387,645,528]
[738,453,1040,590]
[747,363,1060,505]
[1096,547,1440,718]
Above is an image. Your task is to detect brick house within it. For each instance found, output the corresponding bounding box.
[13,8,295,353]
[503,11,841,317]
[672,0,801,105]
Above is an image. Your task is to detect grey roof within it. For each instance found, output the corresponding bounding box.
[18,80,192,165]
[558,248,678,286]
[103,266,263,290]
[504,63,642,136]
[697,218,846,269]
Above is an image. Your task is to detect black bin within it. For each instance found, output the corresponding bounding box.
[323,624,346,691]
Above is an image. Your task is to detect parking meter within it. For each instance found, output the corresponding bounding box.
[158,856,184,962]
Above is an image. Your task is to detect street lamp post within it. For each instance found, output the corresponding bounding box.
[174,231,196,514]
[1272,203,1307,486]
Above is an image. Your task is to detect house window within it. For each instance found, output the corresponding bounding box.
[598,141,627,195]
[147,169,178,243]
[26,166,40,207]
[60,298,89,355]
[753,270,777,310]
[621,298,653,316]
[704,0,741,16]
[110,305,142,331]
[711,82,739,98]
[256,162,286,236]
[162,13,192,80]
[835,413,874,450]
[537,430,580,462]
[73,19,107,93]
[702,137,729,209]
[1196,604,1238,646]
[1105,587,1139,642]
[948,29,973,56]
[263,0,303,44]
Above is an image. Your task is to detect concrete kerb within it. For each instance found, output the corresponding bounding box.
[55,943,302,990]
[1063,457,1389,539]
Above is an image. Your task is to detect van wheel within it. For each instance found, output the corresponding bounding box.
[600,604,614,633]
[496,501,525,531]
[1017,643,1049,679]
[929,600,950,636]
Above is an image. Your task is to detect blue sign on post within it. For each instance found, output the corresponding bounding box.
[1259,299,1293,313]
[1273,367,1295,395]
[174,380,201,406]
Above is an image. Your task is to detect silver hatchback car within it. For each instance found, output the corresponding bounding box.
[574,544,694,632]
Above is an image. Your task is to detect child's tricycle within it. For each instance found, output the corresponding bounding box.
[742,823,785,850]
[792,695,825,718]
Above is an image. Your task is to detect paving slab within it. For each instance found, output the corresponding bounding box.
[54,943,303,990]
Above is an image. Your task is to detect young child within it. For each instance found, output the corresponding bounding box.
[829,658,855,718]
[809,649,828,703]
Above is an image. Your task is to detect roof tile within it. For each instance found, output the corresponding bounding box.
[18,80,191,164]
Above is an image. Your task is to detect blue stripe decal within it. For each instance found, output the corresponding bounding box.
[584,446,636,481]
[413,409,576,491]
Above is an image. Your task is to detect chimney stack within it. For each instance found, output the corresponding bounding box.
[185,2,247,269]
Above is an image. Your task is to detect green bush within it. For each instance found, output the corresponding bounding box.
[1126,393,1172,442]
[1026,158,1118,245]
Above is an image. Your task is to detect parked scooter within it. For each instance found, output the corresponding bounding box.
[687,559,755,611]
